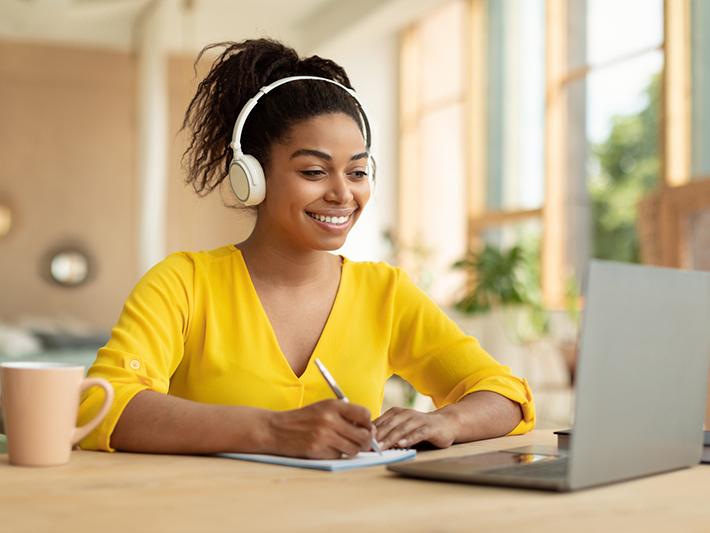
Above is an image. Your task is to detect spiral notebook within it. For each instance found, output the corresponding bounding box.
[219,449,416,471]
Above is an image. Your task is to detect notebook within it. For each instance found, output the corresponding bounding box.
[219,449,416,471]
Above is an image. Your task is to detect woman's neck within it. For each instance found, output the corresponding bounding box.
[237,233,338,288]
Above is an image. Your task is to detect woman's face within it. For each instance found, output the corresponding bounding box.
[259,112,371,252]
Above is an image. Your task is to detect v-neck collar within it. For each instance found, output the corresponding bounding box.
[232,245,348,382]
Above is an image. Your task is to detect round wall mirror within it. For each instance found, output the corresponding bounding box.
[45,248,92,287]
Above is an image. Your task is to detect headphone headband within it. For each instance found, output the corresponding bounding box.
[229,75,372,156]
[227,75,375,207]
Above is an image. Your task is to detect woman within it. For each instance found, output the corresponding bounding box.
[78,39,535,458]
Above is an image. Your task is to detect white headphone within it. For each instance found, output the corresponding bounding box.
[228,75,374,206]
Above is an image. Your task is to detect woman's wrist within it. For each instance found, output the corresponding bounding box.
[259,409,281,454]
[434,404,465,443]
[226,406,279,454]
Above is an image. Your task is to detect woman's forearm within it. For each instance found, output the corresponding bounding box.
[110,389,522,454]
[110,390,274,454]
[438,390,523,443]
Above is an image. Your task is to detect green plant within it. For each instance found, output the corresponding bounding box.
[452,243,549,339]
[590,72,660,263]
[452,244,528,313]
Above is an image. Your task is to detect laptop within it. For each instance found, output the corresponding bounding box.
[388,260,710,491]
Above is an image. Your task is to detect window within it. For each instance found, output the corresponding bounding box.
[476,0,546,286]
[397,0,468,301]
[399,0,707,308]
[544,0,664,305]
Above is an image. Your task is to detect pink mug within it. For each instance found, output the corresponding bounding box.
[0,362,113,466]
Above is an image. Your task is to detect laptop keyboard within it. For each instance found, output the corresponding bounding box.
[483,457,569,479]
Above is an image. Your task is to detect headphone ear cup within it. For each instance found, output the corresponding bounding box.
[229,154,266,206]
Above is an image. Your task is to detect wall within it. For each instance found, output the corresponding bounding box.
[0,41,137,329]
[0,42,256,330]
[165,55,255,255]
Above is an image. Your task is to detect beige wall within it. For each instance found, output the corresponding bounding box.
[165,56,255,255]
[0,42,253,330]
[0,41,137,329]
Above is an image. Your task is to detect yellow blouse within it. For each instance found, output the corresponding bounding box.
[78,245,535,451]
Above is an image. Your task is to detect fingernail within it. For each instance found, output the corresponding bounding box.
[397,439,406,447]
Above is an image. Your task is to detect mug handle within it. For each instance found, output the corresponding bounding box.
[72,378,115,445]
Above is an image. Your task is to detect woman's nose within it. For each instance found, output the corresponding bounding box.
[324,173,354,203]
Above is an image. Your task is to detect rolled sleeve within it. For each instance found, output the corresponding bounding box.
[388,268,536,435]
[77,253,193,451]
[445,371,536,435]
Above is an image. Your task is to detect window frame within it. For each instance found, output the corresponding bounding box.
[399,0,696,307]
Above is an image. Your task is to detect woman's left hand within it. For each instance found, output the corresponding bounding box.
[373,407,458,450]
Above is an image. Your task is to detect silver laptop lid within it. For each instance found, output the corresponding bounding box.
[569,260,710,490]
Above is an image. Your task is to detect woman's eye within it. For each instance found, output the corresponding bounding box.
[300,170,326,179]
[349,170,368,180]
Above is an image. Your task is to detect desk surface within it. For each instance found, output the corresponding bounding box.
[1,430,707,533]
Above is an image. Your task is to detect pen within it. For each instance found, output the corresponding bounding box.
[314,358,383,455]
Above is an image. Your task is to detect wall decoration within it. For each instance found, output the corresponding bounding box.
[42,246,93,287]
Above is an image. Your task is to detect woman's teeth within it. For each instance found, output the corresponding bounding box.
[307,212,350,226]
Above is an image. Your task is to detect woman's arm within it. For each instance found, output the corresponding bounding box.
[111,390,374,458]
[111,390,271,454]
[382,268,535,449]
[374,391,522,450]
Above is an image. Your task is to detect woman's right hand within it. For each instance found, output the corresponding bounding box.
[267,399,374,459]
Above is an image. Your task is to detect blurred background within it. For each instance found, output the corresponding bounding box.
[1,0,709,429]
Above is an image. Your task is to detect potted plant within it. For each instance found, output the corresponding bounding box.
[448,243,550,379]
[452,243,548,339]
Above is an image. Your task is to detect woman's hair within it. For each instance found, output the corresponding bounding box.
[181,38,363,196]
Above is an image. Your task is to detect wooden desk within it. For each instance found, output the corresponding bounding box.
[1,430,707,532]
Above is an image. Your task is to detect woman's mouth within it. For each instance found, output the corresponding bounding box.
[305,210,355,229]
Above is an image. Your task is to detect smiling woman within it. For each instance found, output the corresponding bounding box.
[255,113,371,253]
[77,38,535,459]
